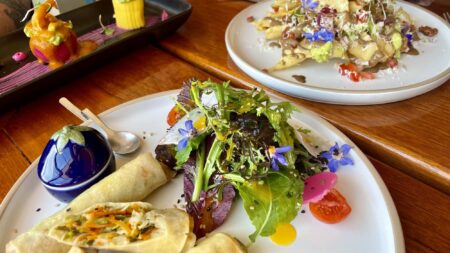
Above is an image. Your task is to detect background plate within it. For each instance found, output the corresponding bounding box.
[0,90,404,252]
[225,0,450,105]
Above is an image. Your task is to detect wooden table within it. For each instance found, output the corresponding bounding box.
[0,1,449,252]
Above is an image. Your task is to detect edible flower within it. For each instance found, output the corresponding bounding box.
[406,33,413,46]
[178,120,197,150]
[302,0,319,10]
[161,9,169,21]
[320,143,353,172]
[303,28,335,42]
[268,145,292,171]
[12,52,27,62]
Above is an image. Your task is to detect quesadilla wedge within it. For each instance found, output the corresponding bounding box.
[186,233,247,253]
[48,202,195,253]
[6,153,171,253]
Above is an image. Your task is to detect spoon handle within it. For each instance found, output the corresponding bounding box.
[81,108,117,137]
[59,97,87,122]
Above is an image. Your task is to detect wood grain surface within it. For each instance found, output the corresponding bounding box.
[2,0,450,251]
[158,0,450,193]
[0,45,448,252]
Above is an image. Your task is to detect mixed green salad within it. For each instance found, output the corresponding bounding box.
[156,80,344,242]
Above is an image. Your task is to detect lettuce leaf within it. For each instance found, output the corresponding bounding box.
[236,170,303,242]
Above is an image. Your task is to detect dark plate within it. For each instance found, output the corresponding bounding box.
[0,0,191,112]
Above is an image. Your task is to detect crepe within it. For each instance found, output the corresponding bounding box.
[48,202,195,253]
[186,233,247,253]
[6,152,170,253]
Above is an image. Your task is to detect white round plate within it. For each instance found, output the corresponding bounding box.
[0,91,404,253]
[225,0,450,105]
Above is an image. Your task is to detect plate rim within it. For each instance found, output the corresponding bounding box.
[0,90,405,252]
[225,0,450,97]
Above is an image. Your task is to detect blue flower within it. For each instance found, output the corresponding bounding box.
[178,120,197,150]
[303,32,319,41]
[302,0,319,10]
[268,145,292,171]
[303,28,334,42]
[317,28,334,42]
[406,33,413,46]
[320,143,353,172]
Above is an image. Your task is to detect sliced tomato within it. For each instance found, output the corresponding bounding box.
[166,105,185,127]
[309,188,351,224]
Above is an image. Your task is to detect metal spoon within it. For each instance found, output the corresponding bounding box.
[59,97,141,155]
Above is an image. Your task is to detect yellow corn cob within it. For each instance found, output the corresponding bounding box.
[112,0,145,30]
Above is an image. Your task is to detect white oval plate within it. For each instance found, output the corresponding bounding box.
[0,90,404,253]
[225,0,450,105]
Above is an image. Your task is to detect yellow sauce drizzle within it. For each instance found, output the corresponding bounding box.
[270,223,297,246]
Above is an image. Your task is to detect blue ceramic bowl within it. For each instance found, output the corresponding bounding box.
[37,125,115,202]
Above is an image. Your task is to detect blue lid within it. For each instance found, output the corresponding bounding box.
[37,126,112,187]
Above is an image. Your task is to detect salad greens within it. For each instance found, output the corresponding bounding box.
[162,80,324,241]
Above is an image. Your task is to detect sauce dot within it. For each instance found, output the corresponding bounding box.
[270,223,297,246]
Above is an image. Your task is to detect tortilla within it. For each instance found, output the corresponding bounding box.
[48,202,195,253]
[186,233,247,253]
[6,153,170,253]
[67,247,85,253]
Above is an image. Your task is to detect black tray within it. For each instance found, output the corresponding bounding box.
[0,0,191,112]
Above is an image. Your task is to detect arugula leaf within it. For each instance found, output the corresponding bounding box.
[235,171,303,242]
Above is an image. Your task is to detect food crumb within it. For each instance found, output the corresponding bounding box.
[418,26,438,37]
[36,208,41,212]
[66,208,71,212]
[292,75,306,83]
[301,210,306,214]
[269,42,281,48]
[13,228,18,234]
[246,16,255,22]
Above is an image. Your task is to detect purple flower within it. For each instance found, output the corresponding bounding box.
[303,28,334,42]
[320,143,353,172]
[178,120,197,150]
[268,145,292,171]
[302,0,319,10]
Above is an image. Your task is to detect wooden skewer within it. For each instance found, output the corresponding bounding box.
[58,97,86,122]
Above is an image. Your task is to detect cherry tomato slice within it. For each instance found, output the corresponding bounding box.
[166,106,185,127]
[309,188,352,224]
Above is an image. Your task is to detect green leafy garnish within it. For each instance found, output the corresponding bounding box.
[99,15,114,36]
[236,171,303,242]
